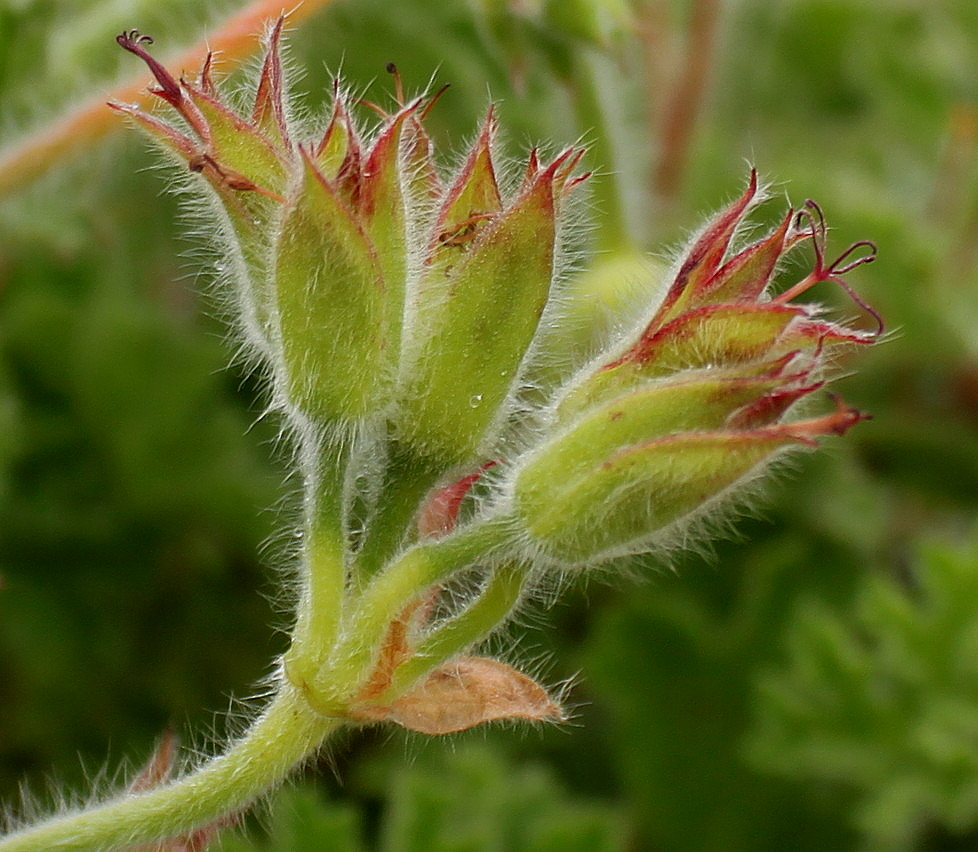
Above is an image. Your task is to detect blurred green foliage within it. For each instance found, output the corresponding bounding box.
[749,528,978,851]
[215,746,624,852]
[3,0,978,849]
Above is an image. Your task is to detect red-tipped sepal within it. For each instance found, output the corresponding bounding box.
[514,394,867,563]
[398,146,587,462]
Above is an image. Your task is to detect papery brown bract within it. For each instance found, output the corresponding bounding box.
[352,656,562,735]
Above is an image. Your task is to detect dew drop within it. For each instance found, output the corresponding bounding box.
[468,394,484,408]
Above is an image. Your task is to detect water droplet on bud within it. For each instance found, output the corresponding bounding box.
[468,394,484,408]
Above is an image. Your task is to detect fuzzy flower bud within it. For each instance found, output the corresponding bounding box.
[398,117,587,462]
[112,25,586,443]
[509,170,879,564]
[111,26,430,424]
[112,25,291,353]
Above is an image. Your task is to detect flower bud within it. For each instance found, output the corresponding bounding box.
[272,151,393,421]
[112,26,438,427]
[272,90,433,423]
[508,170,879,563]
[397,119,587,462]
[111,24,293,352]
[514,394,866,563]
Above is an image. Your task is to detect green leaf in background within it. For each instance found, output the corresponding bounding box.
[748,527,978,850]
[583,538,861,852]
[214,746,625,851]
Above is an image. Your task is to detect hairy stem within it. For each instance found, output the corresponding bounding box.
[286,434,350,687]
[319,517,514,695]
[0,684,339,852]
[353,442,444,579]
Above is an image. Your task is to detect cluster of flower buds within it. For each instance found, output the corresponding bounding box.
[114,20,878,732]
[508,171,880,563]
[112,22,585,452]
[112,15,881,574]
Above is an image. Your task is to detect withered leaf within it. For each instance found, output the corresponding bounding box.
[354,656,563,735]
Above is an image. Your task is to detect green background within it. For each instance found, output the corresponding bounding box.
[2,0,978,848]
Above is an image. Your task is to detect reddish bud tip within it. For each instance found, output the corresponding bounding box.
[778,200,883,335]
[199,51,216,95]
[417,461,499,538]
[116,29,183,107]
[779,393,869,445]
[420,83,452,121]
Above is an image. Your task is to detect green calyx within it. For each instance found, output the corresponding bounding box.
[515,428,796,563]
[274,153,393,422]
[398,143,584,463]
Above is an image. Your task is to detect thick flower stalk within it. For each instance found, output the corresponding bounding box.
[0,19,879,852]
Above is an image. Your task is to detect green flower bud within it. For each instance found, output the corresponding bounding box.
[514,397,866,563]
[111,25,293,353]
[273,151,392,421]
[396,119,587,463]
[112,30,437,428]
[507,171,880,564]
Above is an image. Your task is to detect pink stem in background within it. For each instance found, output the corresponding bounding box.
[0,0,336,198]
[652,0,722,210]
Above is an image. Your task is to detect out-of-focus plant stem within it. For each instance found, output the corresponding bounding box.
[0,0,337,199]
[651,0,722,213]
[566,54,632,254]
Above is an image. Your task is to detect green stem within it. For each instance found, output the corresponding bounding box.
[320,516,513,694]
[567,51,631,254]
[381,562,528,701]
[287,434,349,684]
[353,442,444,578]
[0,685,339,852]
